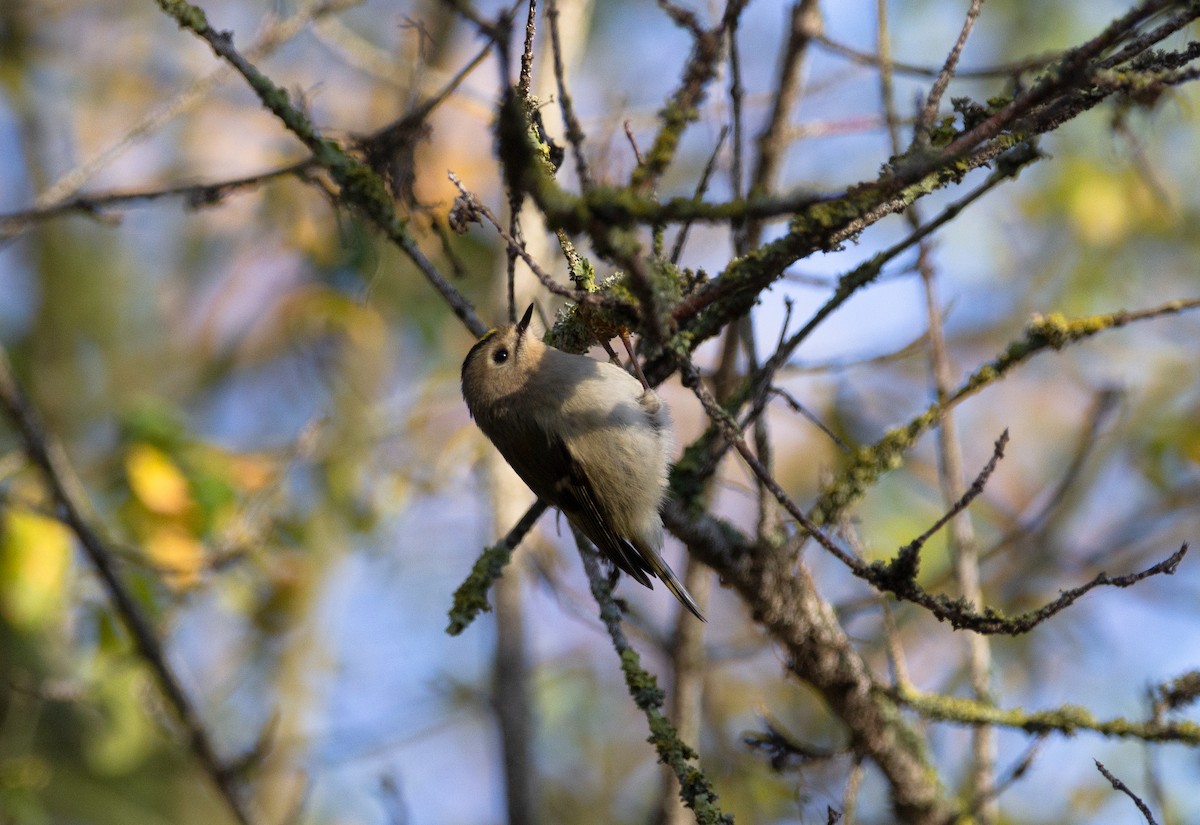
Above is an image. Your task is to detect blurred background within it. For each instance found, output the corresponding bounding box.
[1,0,1199,823]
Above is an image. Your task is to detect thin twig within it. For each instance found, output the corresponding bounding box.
[1095,761,1161,825]
[743,0,821,249]
[502,0,541,322]
[448,172,598,306]
[355,36,495,201]
[546,0,594,190]
[895,431,1008,562]
[28,0,358,213]
[517,0,537,95]
[657,0,708,38]
[445,0,522,81]
[678,357,869,573]
[814,32,1054,79]
[767,385,851,453]
[725,2,746,228]
[914,0,984,140]
[0,160,315,233]
[623,120,646,166]
[670,126,728,264]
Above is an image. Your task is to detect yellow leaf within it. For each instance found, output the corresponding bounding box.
[0,509,72,631]
[125,442,192,516]
[1067,174,1130,245]
[144,525,205,591]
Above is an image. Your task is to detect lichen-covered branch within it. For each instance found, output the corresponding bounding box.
[447,500,548,636]
[153,0,487,337]
[896,686,1200,746]
[574,531,733,825]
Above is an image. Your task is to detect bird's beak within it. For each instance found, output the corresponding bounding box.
[517,303,535,336]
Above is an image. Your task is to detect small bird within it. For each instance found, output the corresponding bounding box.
[461,304,704,621]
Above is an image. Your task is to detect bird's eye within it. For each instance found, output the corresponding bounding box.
[493,347,509,364]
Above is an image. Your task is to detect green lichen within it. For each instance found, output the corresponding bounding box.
[927,113,960,147]
[156,0,209,32]
[616,647,731,824]
[893,687,1200,745]
[446,541,514,636]
[620,648,666,709]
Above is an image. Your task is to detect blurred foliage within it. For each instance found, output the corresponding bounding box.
[0,508,71,632]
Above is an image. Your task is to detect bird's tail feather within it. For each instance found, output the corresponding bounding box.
[642,547,706,622]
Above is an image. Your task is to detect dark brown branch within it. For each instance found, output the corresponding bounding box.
[660,502,954,823]
[895,430,1008,563]
[517,0,537,94]
[0,160,315,234]
[1095,760,1160,825]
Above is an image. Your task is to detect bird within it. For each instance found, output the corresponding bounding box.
[461,303,704,621]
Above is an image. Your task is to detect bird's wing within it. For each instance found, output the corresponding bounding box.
[487,412,655,589]
[551,436,656,589]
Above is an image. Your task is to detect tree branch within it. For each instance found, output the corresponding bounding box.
[573,529,733,825]
[153,0,488,337]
